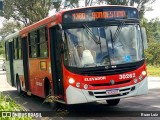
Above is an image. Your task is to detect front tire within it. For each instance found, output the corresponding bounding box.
[106,99,120,106]
[45,83,57,109]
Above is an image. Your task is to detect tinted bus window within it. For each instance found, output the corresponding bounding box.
[14,38,18,59]
[29,31,38,58]
[38,27,48,58]
[18,37,22,59]
[5,42,9,60]
[29,28,48,58]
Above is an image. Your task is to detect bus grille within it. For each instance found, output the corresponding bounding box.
[88,86,135,98]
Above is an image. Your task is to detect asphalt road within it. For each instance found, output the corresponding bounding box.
[0,66,160,119]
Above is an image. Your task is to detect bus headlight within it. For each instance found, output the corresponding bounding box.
[142,71,147,76]
[69,78,75,84]
[76,82,81,88]
[84,84,89,89]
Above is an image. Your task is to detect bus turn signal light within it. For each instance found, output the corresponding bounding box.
[76,82,81,88]
[84,84,89,89]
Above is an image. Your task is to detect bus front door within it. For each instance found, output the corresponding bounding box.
[50,26,64,100]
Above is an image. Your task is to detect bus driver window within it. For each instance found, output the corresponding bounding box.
[77,43,94,67]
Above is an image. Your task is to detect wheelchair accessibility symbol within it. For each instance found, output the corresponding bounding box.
[124,55,131,62]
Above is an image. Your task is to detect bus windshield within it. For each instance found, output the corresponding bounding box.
[63,24,144,68]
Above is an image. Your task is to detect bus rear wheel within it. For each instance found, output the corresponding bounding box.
[16,76,22,94]
[106,99,120,106]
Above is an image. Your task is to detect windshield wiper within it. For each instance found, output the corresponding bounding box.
[112,20,125,42]
[83,24,101,44]
[110,29,114,53]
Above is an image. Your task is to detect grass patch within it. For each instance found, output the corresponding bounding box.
[0,93,32,120]
[147,65,160,76]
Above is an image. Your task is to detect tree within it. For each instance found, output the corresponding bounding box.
[1,0,156,26]
[0,20,23,38]
[0,20,23,56]
[134,0,156,19]
[107,0,128,5]
[1,0,55,26]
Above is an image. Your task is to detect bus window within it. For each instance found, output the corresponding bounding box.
[38,27,48,58]
[5,42,9,60]
[29,30,38,58]
[18,37,22,59]
[14,38,18,59]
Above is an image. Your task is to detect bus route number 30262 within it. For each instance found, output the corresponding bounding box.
[119,73,136,79]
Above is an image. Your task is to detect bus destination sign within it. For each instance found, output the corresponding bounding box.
[62,7,138,24]
[72,11,126,21]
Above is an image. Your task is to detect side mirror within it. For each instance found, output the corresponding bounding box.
[141,27,148,49]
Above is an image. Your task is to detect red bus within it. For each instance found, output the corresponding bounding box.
[4,5,148,106]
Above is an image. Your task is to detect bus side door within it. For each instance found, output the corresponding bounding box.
[22,37,30,91]
[5,41,15,86]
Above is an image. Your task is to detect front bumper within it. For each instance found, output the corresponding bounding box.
[66,77,148,104]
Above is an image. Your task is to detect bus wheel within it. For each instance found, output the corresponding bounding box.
[106,99,120,106]
[46,83,57,109]
[16,76,22,94]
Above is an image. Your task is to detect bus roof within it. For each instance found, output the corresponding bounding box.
[20,14,59,35]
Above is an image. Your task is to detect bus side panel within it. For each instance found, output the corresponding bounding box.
[5,61,12,85]
[13,60,24,89]
[28,59,51,98]
[28,59,41,96]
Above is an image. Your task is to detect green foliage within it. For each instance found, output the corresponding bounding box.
[2,0,54,26]
[148,18,160,42]
[142,17,160,67]
[0,21,22,57]
[0,94,23,111]
[0,93,32,120]
[145,42,160,66]
[0,40,4,56]
[147,65,160,76]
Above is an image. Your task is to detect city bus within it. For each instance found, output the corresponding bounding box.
[4,5,148,106]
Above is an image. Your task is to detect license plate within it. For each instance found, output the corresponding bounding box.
[106,89,119,95]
